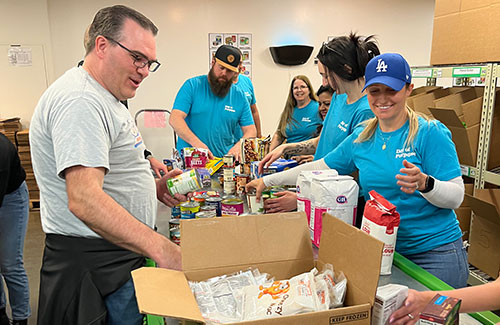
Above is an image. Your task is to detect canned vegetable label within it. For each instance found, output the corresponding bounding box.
[180,201,200,219]
[166,169,201,195]
[221,198,244,216]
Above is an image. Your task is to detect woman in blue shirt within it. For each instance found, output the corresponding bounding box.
[269,75,322,151]
[247,53,468,289]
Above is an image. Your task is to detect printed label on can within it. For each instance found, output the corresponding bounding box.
[221,199,244,216]
[166,169,201,195]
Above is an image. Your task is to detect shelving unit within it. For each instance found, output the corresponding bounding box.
[412,64,500,289]
[411,63,499,189]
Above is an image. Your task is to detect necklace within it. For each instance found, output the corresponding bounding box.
[378,131,392,150]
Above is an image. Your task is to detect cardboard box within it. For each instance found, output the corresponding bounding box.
[429,89,500,169]
[408,87,468,116]
[132,213,384,324]
[465,189,500,278]
[431,0,500,65]
[410,86,442,97]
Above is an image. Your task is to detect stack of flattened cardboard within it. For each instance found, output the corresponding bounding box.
[15,129,39,203]
[132,213,384,324]
[0,117,22,145]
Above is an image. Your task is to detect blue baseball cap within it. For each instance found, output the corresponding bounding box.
[363,53,411,91]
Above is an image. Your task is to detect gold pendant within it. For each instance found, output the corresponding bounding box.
[382,143,386,150]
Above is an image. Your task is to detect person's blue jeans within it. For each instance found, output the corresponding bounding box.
[0,181,31,320]
[404,237,468,288]
[104,278,143,325]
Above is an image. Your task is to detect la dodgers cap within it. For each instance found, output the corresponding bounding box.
[214,45,241,73]
[363,53,412,91]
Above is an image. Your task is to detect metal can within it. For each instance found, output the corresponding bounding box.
[206,190,220,197]
[221,198,244,216]
[224,180,236,195]
[270,186,286,199]
[193,194,207,206]
[235,173,250,195]
[166,169,202,195]
[200,205,217,214]
[247,193,264,214]
[223,168,234,182]
[205,197,222,216]
[180,201,200,219]
[169,219,181,245]
[196,211,216,218]
[171,204,181,218]
[223,154,235,168]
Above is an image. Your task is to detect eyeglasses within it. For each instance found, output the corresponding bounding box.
[105,37,161,72]
[293,85,309,91]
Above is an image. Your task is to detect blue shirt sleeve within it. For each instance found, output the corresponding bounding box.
[238,90,255,127]
[172,79,195,114]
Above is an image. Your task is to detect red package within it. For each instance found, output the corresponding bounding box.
[361,190,400,275]
[183,147,209,169]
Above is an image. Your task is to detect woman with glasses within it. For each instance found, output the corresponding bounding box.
[259,33,379,216]
[269,75,322,151]
[247,53,468,289]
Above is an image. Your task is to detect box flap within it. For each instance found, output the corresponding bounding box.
[131,268,204,323]
[181,213,313,275]
[433,88,479,115]
[317,214,383,307]
[465,190,500,225]
[410,88,451,115]
[428,107,464,128]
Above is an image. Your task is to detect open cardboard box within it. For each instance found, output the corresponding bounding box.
[465,189,500,279]
[408,87,470,116]
[429,89,500,169]
[132,213,384,324]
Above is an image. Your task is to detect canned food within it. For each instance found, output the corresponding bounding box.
[180,201,200,219]
[200,205,217,213]
[166,169,202,195]
[247,193,264,214]
[242,163,251,176]
[223,168,234,182]
[270,186,286,199]
[196,211,216,218]
[171,204,181,218]
[224,180,236,195]
[169,219,180,245]
[205,197,222,216]
[223,154,235,168]
[221,198,244,216]
[206,190,220,197]
[193,194,207,206]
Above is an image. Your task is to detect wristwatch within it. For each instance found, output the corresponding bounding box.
[420,175,435,193]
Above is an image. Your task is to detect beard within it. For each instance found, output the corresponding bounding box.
[208,67,235,98]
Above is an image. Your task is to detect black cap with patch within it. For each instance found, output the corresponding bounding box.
[214,45,241,72]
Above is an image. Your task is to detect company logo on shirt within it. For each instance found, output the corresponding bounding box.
[395,147,416,159]
[337,121,349,132]
[244,91,251,98]
[224,105,235,112]
[131,126,143,148]
[302,117,312,123]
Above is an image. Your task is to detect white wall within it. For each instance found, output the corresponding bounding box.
[2,0,435,159]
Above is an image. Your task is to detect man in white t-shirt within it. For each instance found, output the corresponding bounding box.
[30,5,185,324]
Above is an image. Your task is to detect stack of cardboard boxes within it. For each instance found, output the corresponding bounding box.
[15,129,40,208]
[410,85,500,279]
[0,117,22,145]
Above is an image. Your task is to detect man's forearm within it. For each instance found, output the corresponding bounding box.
[169,114,205,148]
[283,137,319,156]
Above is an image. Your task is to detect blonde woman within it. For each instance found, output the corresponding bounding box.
[269,75,321,151]
[247,53,467,288]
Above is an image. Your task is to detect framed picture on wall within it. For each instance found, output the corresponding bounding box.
[223,34,238,46]
[209,33,223,48]
[238,34,252,49]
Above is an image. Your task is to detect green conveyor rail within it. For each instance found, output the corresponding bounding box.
[394,252,500,325]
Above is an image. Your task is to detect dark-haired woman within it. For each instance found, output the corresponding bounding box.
[259,33,380,215]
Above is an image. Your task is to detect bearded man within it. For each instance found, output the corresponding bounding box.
[169,45,256,160]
